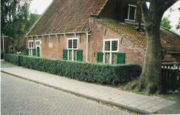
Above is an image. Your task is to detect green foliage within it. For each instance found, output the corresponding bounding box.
[1,0,40,52]
[176,8,180,33]
[4,54,142,85]
[161,17,172,29]
[1,52,4,59]
[4,54,20,65]
[1,0,30,38]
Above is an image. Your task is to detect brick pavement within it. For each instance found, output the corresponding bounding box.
[2,73,130,115]
[1,61,177,114]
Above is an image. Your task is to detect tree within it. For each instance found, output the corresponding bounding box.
[161,17,172,29]
[130,0,178,94]
[1,0,40,52]
[176,8,180,33]
[1,0,31,39]
[15,13,40,51]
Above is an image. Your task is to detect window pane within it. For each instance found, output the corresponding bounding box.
[28,42,31,48]
[105,53,110,64]
[74,50,77,60]
[112,53,117,64]
[68,50,72,60]
[112,41,118,51]
[105,41,110,51]
[68,40,72,48]
[73,39,77,48]
[29,42,34,48]
[32,42,34,48]
[129,6,136,20]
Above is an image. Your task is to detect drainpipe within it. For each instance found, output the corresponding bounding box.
[86,31,89,62]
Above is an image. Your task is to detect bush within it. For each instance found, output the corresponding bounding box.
[1,52,4,59]
[4,53,20,65]
[5,54,142,85]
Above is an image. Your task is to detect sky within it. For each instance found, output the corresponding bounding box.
[29,0,180,34]
[29,0,53,14]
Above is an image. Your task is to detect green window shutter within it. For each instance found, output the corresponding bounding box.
[117,53,125,64]
[97,52,103,63]
[37,47,40,57]
[33,49,36,56]
[63,49,68,60]
[77,50,83,61]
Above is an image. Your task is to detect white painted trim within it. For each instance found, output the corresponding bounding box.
[67,38,79,50]
[26,31,89,38]
[28,40,34,56]
[67,37,79,61]
[103,39,119,52]
[28,40,34,49]
[86,31,89,62]
[127,4,137,21]
[103,39,119,64]
[128,5,130,20]
[128,4,137,7]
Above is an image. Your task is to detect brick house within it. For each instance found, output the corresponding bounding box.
[26,0,180,66]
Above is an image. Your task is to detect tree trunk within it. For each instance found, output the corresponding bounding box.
[139,18,162,94]
[130,0,178,94]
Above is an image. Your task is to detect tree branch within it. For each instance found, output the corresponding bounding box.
[138,0,149,21]
[161,0,178,13]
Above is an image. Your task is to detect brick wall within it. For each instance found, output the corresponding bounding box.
[28,34,88,61]
[89,18,145,66]
[27,19,146,66]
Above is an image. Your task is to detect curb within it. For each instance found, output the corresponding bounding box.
[1,70,151,114]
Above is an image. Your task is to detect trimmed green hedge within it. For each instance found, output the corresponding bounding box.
[1,52,4,59]
[4,54,141,85]
[4,54,20,65]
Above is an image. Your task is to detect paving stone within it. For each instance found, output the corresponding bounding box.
[1,73,131,115]
[1,61,177,114]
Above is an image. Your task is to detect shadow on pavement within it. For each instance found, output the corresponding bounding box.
[158,92,180,114]
[1,61,17,69]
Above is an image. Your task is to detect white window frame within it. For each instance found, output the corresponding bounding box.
[28,40,34,56]
[127,4,137,21]
[67,38,79,61]
[103,39,119,64]
[28,40,34,49]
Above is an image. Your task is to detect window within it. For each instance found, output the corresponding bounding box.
[127,4,137,20]
[28,40,34,56]
[67,38,79,61]
[28,40,41,57]
[35,40,41,57]
[68,39,78,49]
[103,39,119,64]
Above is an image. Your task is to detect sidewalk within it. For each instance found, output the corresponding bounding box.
[0,61,178,114]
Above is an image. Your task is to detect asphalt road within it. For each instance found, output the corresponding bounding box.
[1,72,131,115]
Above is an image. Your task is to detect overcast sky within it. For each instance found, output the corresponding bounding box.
[29,0,180,34]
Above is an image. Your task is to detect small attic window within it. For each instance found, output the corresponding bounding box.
[127,4,137,21]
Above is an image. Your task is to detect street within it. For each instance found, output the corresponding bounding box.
[1,72,131,115]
